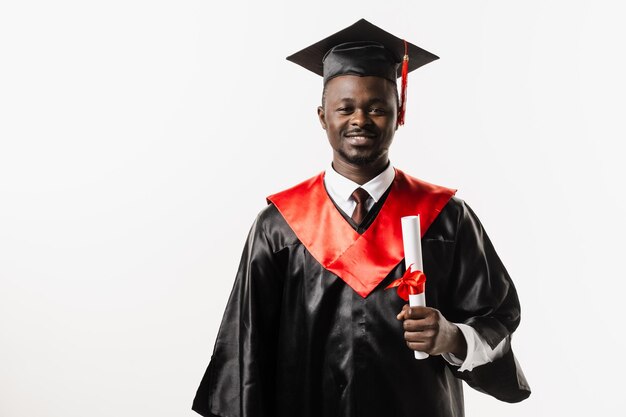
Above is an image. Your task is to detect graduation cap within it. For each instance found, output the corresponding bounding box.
[286,19,439,125]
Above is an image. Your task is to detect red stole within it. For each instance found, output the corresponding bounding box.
[266,169,456,298]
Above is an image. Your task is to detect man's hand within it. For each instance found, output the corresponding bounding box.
[396,305,468,358]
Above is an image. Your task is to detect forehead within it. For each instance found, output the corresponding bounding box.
[324,75,397,102]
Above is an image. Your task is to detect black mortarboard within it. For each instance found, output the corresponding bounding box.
[286,19,439,125]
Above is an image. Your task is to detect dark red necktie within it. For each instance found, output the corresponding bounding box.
[351,188,370,225]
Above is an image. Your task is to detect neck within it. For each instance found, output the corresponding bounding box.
[332,156,389,185]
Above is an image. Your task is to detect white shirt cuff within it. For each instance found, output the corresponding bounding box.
[441,323,509,372]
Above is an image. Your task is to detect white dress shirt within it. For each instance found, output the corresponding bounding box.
[323,163,508,371]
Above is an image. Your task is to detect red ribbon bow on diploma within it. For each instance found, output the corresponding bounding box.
[386,265,426,301]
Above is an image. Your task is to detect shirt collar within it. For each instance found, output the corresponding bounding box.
[324,162,396,204]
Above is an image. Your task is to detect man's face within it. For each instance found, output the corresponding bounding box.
[318,75,398,169]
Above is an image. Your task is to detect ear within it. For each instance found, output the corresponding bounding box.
[317,106,327,130]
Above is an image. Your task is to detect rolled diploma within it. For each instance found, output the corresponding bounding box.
[401,215,429,360]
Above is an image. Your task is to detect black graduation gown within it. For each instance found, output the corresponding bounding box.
[192,177,530,417]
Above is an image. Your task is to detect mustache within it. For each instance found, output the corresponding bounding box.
[344,128,377,137]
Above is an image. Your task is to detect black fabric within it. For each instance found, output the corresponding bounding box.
[192,195,530,417]
[286,19,439,80]
[322,41,399,85]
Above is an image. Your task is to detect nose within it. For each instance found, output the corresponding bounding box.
[350,109,371,127]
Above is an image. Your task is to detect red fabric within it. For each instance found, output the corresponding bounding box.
[266,169,456,298]
[385,267,426,301]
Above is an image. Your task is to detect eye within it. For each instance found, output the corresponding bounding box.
[369,107,387,115]
[337,106,354,114]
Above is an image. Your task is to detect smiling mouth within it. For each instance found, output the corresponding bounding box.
[344,135,375,146]
[344,130,377,143]
[345,130,376,137]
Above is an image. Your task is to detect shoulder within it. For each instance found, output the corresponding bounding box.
[266,172,324,206]
[255,203,287,229]
[261,172,327,250]
[395,169,457,198]
[427,194,494,246]
[443,195,471,220]
[259,171,324,229]
[251,201,300,251]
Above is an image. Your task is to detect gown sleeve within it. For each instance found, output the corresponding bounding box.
[192,210,284,417]
[444,200,531,402]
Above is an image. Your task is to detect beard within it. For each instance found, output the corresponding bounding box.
[337,147,385,166]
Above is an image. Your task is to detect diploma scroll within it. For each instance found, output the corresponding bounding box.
[401,215,429,360]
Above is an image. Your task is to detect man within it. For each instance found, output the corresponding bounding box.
[193,19,530,417]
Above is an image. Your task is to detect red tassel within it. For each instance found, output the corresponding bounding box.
[398,40,409,126]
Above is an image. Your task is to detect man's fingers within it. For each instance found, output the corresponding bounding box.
[397,306,453,356]
[396,304,410,320]
[403,329,436,342]
[404,306,432,319]
[406,340,434,352]
[397,306,439,327]
[402,317,438,332]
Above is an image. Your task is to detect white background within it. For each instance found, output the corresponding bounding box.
[1,1,625,416]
